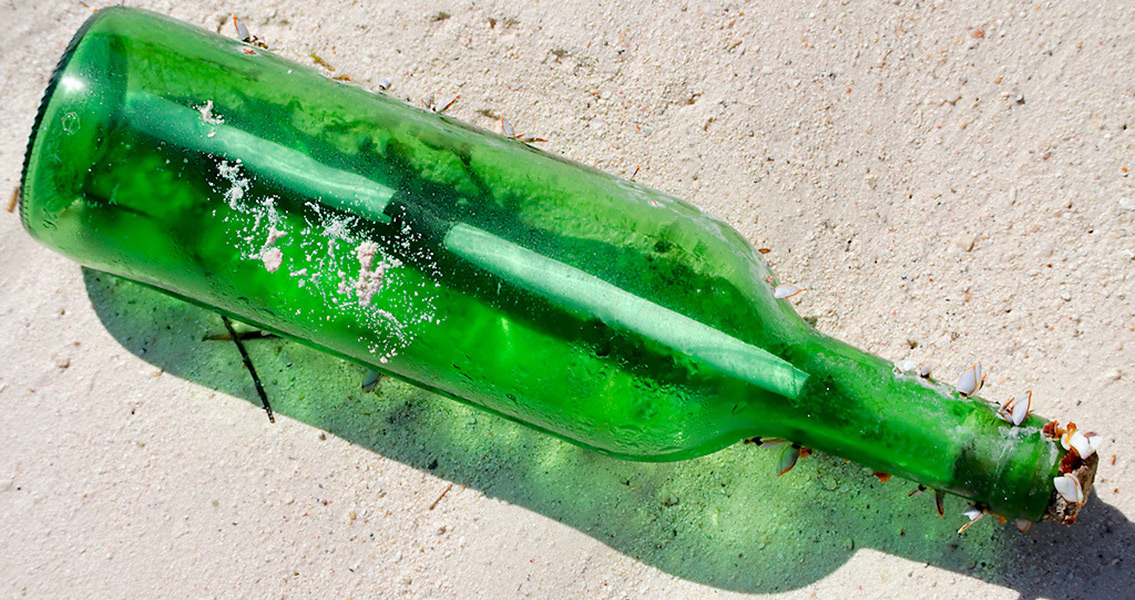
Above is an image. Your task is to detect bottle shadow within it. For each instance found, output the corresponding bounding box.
[83,269,1134,595]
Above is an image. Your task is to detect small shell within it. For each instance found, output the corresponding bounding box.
[956,362,983,396]
[1059,422,1080,451]
[917,363,933,378]
[777,445,801,477]
[361,369,382,393]
[1010,391,1031,426]
[435,95,459,113]
[774,284,806,299]
[958,505,985,533]
[1068,431,1101,459]
[1014,518,1033,534]
[894,359,917,374]
[1053,474,1085,505]
[998,391,1032,426]
[233,15,251,42]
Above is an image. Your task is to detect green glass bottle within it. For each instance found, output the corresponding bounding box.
[20,7,1096,526]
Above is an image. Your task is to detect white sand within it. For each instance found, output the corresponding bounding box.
[1,1,1133,598]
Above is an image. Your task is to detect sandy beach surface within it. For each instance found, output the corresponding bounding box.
[2,1,1133,598]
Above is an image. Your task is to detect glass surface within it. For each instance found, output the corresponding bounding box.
[21,7,1064,520]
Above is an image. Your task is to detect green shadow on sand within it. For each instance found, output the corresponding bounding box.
[84,268,1134,596]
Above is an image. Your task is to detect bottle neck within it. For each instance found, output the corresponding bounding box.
[751,327,1060,520]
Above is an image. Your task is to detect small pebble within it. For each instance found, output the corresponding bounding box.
[1104,368,1122,381]
[817,473,839,491]
[952,236,976,252]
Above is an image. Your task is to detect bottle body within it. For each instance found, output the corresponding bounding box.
[21,8,1072,521]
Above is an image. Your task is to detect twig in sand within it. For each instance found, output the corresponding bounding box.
[203,330,279,342]
[428,482,454,510]
[310,52,335,71]
[221,315,275,423]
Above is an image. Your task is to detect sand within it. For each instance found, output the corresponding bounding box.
[1,1,1133,598]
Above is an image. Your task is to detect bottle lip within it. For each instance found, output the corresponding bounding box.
[17,6,130,225]
[1045,451,1097,525]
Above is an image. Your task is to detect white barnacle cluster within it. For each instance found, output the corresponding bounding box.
[952,362,1037,428]
[950,362,1102,508]
[1041,420,1102,507]
[1050,426,1101,507]
[996,391,1032,427]
[943,359,1100,529]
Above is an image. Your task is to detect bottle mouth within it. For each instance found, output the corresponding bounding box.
[18,7,127,229]
[1046,452,1098,525]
